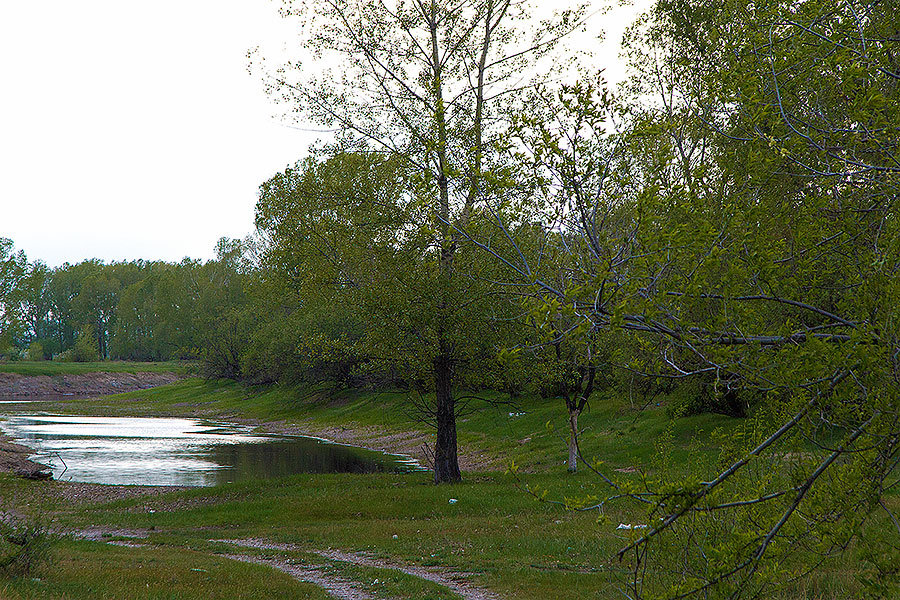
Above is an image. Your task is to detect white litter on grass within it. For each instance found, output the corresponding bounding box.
[448,498,458,504]
[508,412,525,417]
[616,523,648,530]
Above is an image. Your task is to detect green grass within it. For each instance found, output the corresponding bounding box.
[53,378,738,473]
[33,471,633,600]
[0,539,330,599]
[0,361,195,376]
[1,378,894,599]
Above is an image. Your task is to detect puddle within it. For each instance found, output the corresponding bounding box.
[0,414,422,486]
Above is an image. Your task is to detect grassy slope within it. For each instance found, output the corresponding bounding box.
[58,378,735,472]
[0,361,195,376]
[1,379,894,599]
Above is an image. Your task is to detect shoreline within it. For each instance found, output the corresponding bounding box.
[0,432,53,480]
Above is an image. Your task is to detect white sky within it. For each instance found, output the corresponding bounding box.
[0,1,647,267]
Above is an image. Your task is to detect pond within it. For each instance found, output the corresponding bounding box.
[0,414,422,486]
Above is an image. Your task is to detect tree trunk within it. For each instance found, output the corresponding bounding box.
[433,353,461,483]
[567,407,580,473]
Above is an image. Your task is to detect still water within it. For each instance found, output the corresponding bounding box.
[0,415,421,486]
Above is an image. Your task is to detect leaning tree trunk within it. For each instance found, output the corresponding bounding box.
[565,364,595,473]
[567,407,581,472]
[433,352,461,483]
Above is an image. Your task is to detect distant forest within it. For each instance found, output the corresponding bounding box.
[0,237,250,366]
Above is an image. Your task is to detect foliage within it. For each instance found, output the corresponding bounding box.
[72,326,100,363]
[253,144,524,481]
[474,0,900,597]
[25,341,44,362]
[0,239,253,368]
[0,238,27,360]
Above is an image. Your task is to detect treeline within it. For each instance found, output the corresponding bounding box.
[0,237,250,365]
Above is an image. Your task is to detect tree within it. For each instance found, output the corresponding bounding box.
[72,265,121,360]
[193,238,256,380]
[18,261,53,357]
[256,151,519,480]
[493,0,899,596]
[0,239,28,359]
[258,0,587,482]
[72,325,100,362]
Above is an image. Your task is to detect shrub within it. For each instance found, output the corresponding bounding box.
[72,327,99,363]
[26,341,44,362]
[53,349,74,363]
[0,518,50,577]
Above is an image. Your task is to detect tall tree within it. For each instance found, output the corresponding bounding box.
[259,0,587,482]
[18,261,53,356]
[0,238,27,358]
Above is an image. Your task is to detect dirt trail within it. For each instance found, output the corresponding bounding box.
[225,554,376,600]
[216,538,501,600]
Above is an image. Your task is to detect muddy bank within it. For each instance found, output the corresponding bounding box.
[0,434,52,480]
[0,372,183,399]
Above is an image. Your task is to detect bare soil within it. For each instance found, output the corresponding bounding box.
[0,372,183,399]
[0,435,52,480]
[218,538,501,600]
[225,553,376,600]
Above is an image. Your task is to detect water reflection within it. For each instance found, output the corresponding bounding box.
[0,415,421,486]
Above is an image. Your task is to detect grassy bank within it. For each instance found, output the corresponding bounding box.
[55,378,736,472]
[0,379,895,599]
[0,361,195,377]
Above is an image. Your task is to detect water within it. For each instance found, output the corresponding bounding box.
[0,414,421,486]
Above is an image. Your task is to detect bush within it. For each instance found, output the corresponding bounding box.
[26,341,44,361]
[666,374,758,418]
[53,349,74,363]
[72,327,99,363]
[0,518,50,577]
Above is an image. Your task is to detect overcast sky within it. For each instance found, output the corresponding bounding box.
[1,1,646,267]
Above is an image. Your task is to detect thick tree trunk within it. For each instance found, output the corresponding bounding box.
[567,408,580,473]
[433,353,461,483]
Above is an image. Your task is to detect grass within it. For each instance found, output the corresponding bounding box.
[0,539,330,599]
[53,378,736,472]
[0,361,195,376]
[15,471,635,599]
[0,378,895,599]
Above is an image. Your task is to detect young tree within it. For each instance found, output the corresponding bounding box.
[495,0,900,596]
[258,0,587,482]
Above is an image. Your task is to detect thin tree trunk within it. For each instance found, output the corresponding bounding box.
[567,407,580,472]
[566,363,595,473]
[433,352,461,483]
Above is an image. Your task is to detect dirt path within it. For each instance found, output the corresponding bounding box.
[216,538,501,600]
[225,554,376,600]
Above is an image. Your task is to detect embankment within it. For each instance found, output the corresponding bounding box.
[0,371,183,400]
